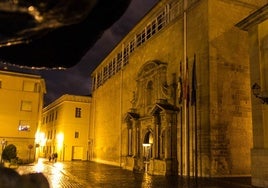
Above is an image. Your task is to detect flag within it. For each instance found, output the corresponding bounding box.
[191,54,197,106]
[178,61,183,104]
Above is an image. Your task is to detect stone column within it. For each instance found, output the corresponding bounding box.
[164,114,172,159]
[153,115,160,159]
[133,120,137,156]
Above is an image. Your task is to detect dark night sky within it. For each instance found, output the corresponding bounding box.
[41,0,159,105]
[0,0,159,105]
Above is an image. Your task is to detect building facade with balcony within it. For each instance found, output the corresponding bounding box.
[0,70,46,162]
[37,94,91,161]
[90,0,268,177]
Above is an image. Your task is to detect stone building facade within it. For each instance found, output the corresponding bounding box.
[90,0,268,177]
[237,4,268,187]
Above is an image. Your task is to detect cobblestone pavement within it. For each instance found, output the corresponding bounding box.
[17,159,253,188]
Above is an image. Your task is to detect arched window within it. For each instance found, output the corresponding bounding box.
[143,131,153,160]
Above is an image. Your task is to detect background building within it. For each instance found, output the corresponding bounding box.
[37,94,91,161]
[237,4,268,187]
[90,0,268,177]
[0,70,46,162]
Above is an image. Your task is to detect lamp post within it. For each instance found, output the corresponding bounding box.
[252,83,268,104]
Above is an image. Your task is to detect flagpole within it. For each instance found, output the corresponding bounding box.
[183,0,190,178]
[192,54,198,178]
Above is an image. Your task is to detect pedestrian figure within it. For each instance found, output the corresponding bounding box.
[53,153,58,162]
[48,153,54,162]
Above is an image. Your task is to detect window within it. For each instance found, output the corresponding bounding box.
[111,58,116,75]
[0,80,2,88]
[136,33,142,47]
[75,131,79,138]
[146,24,152,39]
[116,58,122,72]
[141,29,146,44]
[103,66,108,81]
[123,45,129,66]
[75,107,81,118]
[23,81,39,92]
[151,20,157,35]
[108,62,113,77]
[97,72,102,87]
[18,120,30,131]
[21,101,32,111]
[117,52,122,66]
[130,39,135,53]
[157,11,166,31]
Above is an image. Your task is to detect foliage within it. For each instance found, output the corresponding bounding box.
[2,144,17,162]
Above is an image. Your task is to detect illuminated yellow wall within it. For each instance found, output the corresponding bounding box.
[39,94,91,161]
[0,70,46,161]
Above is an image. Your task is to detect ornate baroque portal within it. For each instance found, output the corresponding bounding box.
[124,60,179,175]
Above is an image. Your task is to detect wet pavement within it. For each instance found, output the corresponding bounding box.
[16,159,253,188]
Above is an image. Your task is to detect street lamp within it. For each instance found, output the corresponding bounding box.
[252,83,268,104]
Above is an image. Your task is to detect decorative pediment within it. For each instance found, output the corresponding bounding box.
[150,100,180,115]
[124,111,140,122]
[137,60,167,79]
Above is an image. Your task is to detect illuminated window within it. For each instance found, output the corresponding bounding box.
[21,101,32,111]
[18,120,30,131]
[75,131,79,138]
[75,107,81,118]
